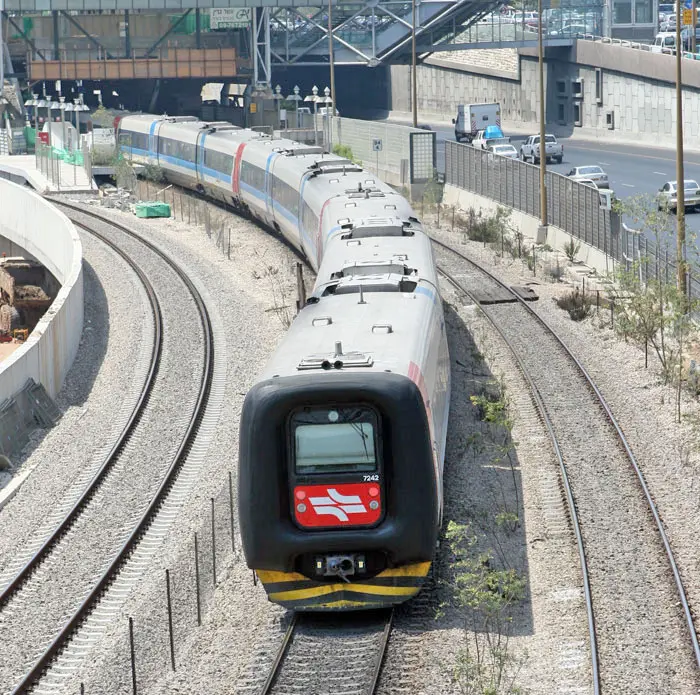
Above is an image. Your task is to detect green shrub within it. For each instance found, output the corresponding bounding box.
[555,289,593,321]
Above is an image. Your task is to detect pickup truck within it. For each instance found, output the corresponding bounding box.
[472,126,509,151]
[520,134,564,164]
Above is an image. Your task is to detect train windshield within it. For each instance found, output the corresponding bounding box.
[291,406,378,474]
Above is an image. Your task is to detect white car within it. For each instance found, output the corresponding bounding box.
[567,165,609,189]
[490,143,518,159]
[658,180,700,211]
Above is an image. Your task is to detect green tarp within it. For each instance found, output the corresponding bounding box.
[135,202,171,218]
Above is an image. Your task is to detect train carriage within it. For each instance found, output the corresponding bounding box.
[115,113,451,611]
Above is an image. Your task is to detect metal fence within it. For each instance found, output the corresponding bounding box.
[445,140,622,256]
[445,139,700,301]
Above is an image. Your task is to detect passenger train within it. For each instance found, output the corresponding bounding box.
[117,114,451,610]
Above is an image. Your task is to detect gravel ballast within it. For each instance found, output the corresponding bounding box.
[11,189,700,693]
[0,230,150,582]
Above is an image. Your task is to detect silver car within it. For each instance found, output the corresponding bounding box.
[490,144,518,159]
[658,180,700,212]
[567,165,609,189]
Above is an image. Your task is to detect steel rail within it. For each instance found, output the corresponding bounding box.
[258,613,299,695]
[0,221,164,608]
[368,608,394,694]
[434,232,700,675]
[258,609,393,695]
[436,261,601,695]
[10,201,215,694]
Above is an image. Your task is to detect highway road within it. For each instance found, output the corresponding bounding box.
[426,120,700,250]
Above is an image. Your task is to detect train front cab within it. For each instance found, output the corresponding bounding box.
[238,371,439,611]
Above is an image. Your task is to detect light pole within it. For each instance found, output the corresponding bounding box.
[328,0,336,149]
[537,0,548,232]
[59,96,67,150]
[305,85,319,146]
[286,85,302,128]
[273,84,283,130]
[676,0,687,297]
[411,0,418,128]
[322,86,333,150]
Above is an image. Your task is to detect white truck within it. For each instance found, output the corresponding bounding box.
[519,134,564,164]
[452,103,501,143]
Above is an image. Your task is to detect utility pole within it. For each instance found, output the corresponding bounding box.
[537,0,548,231]
[411,0,418,128]
[676,0,687,297]
[0,0,5,102]
[693,0,697,54]
[328,0,336,150]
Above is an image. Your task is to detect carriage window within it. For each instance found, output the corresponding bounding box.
[291,406,378,474]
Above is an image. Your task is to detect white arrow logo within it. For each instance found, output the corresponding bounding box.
[309,488,367,522]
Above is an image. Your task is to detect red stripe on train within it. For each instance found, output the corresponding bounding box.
[232,142,247,196]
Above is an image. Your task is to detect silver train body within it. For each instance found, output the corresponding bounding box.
[117,114,451,610]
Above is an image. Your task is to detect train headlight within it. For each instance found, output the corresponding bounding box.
[328,410,339,422]
[297,503,307,513]
[369,500,379,510]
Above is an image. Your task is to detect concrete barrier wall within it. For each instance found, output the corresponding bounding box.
[332,117,426,186]
[0,180,83,399]
[443,184,613,277]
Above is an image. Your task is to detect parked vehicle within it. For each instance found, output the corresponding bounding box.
[658,179,700,211]
[651,31,677,53]
[520,134,563,164]
[490,143,518,159]
[567,165,609,188]
[472,125,509,150]
[659,3,674,22]
[452,103,501,143]
[660,14,677,31]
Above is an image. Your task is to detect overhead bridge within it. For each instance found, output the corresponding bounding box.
[3,0,598,90]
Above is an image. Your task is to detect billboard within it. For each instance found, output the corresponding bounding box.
[210,8,252,30]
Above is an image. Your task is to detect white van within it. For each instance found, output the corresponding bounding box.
[651,32,677,53]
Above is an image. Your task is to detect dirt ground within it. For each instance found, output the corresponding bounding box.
[0,341,25,361]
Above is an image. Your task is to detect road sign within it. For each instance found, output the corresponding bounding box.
[683,8,695,24]
[685,0,692,10]
[372,138,382,152]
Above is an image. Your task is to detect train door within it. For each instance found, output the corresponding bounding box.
[149,121,161,167]
[195,131,207,188]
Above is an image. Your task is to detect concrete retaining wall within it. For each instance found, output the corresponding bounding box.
[0,179,83,399]
[390,43,700,151]
[443,184,613,277]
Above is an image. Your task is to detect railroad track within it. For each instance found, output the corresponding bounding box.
[432,236,700,693]
[0,202,216,694]
[258,609,393,695]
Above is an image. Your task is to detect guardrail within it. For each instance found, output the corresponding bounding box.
[577,33,700,60]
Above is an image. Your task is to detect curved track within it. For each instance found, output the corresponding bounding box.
[2,201,215,694]
[432,236,700,693]
[258,609,393,695]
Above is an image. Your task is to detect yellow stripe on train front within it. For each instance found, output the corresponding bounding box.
[256,561,432,586]
[255,570,307,584]
[269,583,419,602]
[375,562,431,578]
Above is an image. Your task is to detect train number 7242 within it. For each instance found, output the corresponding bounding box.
[363,474,380,482]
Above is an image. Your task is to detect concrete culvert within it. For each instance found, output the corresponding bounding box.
[0,455,12,471]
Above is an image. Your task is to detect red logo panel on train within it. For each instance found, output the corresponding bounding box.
[293,483,382,528]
